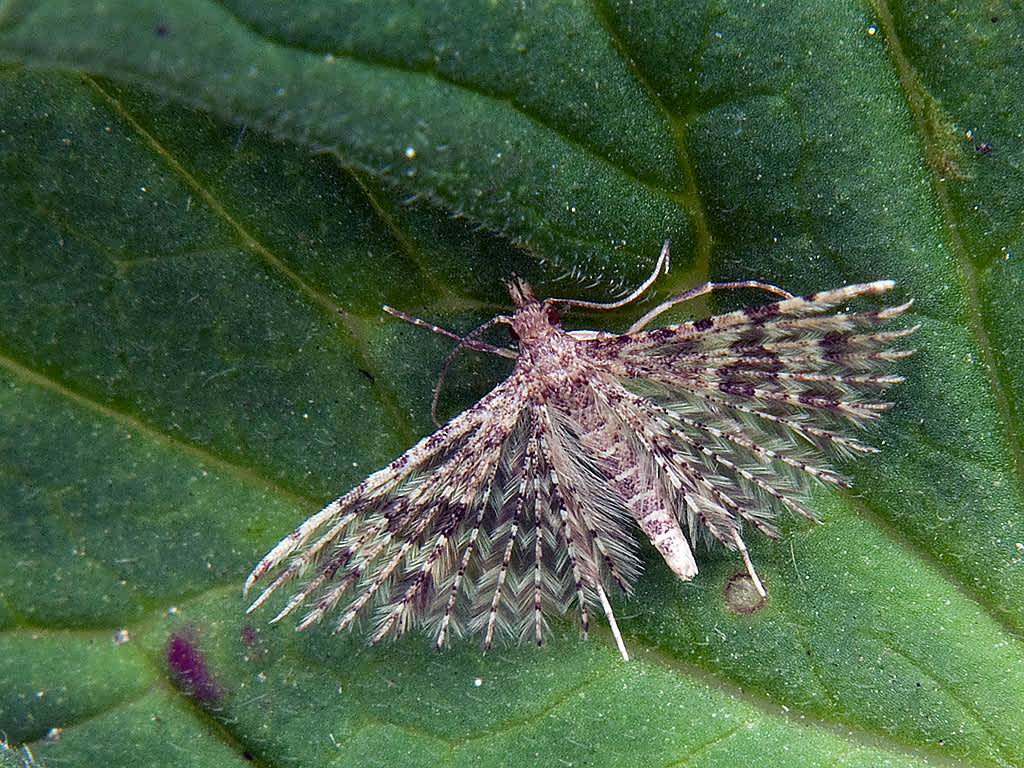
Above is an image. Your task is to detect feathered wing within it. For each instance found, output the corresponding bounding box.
[246,278,913,657]
[244,371,641,654]
[581,280,916,552]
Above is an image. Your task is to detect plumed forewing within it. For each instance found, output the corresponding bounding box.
[245,370,640,652]
[244,375,522,640]
[579,281,916,538]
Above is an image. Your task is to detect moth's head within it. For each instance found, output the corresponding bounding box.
[506,276,563,343]
[505,275,537,308]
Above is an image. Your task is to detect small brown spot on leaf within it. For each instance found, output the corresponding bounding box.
[724,573,767,614]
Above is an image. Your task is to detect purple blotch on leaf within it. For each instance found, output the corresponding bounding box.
[166,632,220,704]
[239,625,259,646]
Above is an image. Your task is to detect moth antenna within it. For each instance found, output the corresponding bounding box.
[626,279,795,334]
[551,240,670,312]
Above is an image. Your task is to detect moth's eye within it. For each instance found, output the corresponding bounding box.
[508,326,520,341]
[546,307,560,325]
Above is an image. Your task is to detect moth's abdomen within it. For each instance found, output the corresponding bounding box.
[628,490,698,581]
[569,390,699,581]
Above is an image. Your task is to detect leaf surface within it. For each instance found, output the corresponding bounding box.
[1,2,1023,766]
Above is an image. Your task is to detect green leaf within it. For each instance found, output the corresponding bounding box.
[1,2,1022,767]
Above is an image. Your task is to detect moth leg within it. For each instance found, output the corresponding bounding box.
[383,305,516,426]
[382,305,511,356]
[430,315,514,426]
[732,529,767,597]
[595,583,629,662]
[626,279,795,334]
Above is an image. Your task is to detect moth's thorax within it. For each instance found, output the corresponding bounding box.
[509,299,584,392]
[509,299,561,343]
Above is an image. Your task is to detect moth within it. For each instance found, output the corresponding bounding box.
[245,243,915,661]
